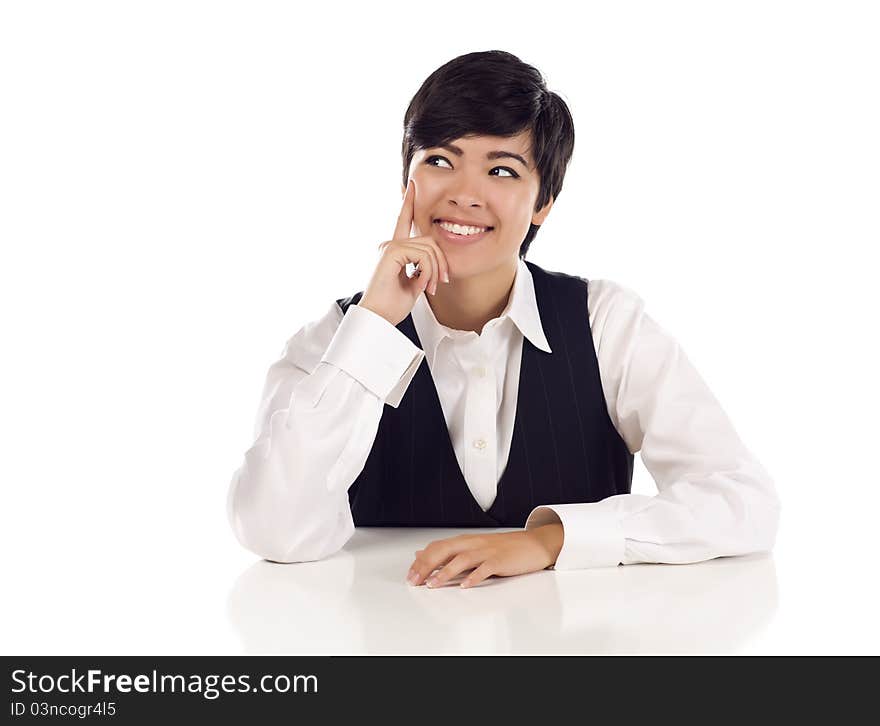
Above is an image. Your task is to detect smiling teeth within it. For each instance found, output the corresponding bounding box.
[438,221,488,236]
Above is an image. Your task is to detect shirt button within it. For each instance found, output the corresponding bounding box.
[473,438,487,450]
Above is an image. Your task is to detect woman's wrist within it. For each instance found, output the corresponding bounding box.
[530,523,564,567]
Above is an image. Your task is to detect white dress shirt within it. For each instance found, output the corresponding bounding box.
[227,258,781,568]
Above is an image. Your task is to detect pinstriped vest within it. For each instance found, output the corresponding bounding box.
[334,260,634,527]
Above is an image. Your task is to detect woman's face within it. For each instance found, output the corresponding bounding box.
[405,131,553,280]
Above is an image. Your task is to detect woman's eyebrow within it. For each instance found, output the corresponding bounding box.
[437,142,530,170]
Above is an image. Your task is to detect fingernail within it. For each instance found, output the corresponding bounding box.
[426,576,438,588]
[443,273,450,283]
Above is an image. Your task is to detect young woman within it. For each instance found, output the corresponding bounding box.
[227,50,780,589]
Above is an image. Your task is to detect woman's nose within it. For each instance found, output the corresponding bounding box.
[445,177,486,208]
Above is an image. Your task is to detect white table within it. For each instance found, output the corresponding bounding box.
[227,527,778,655]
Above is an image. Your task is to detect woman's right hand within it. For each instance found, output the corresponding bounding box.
[359,179,451,327]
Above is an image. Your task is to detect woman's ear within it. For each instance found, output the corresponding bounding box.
[532,196,555,226]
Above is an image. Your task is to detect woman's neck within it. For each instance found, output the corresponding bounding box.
[427,257,519,335]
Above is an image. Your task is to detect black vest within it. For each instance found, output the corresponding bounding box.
[334,260,634,527]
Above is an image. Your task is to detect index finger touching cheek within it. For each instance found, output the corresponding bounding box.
[393,179,415,241]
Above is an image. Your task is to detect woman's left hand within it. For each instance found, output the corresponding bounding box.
[406,524,564,588]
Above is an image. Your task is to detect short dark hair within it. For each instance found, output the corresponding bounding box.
[401,50,575,259]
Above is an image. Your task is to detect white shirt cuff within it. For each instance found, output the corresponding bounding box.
[525,499,626,570]
[321,303,424,407]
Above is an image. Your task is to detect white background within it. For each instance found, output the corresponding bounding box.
[2,0,878,654]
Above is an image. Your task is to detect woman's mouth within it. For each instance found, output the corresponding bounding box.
[433,219,494,245]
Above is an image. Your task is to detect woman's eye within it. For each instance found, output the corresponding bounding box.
[424,155,519,179]
[425,155,453,169]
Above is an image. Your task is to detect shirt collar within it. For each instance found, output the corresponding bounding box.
[410,257,553,366]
